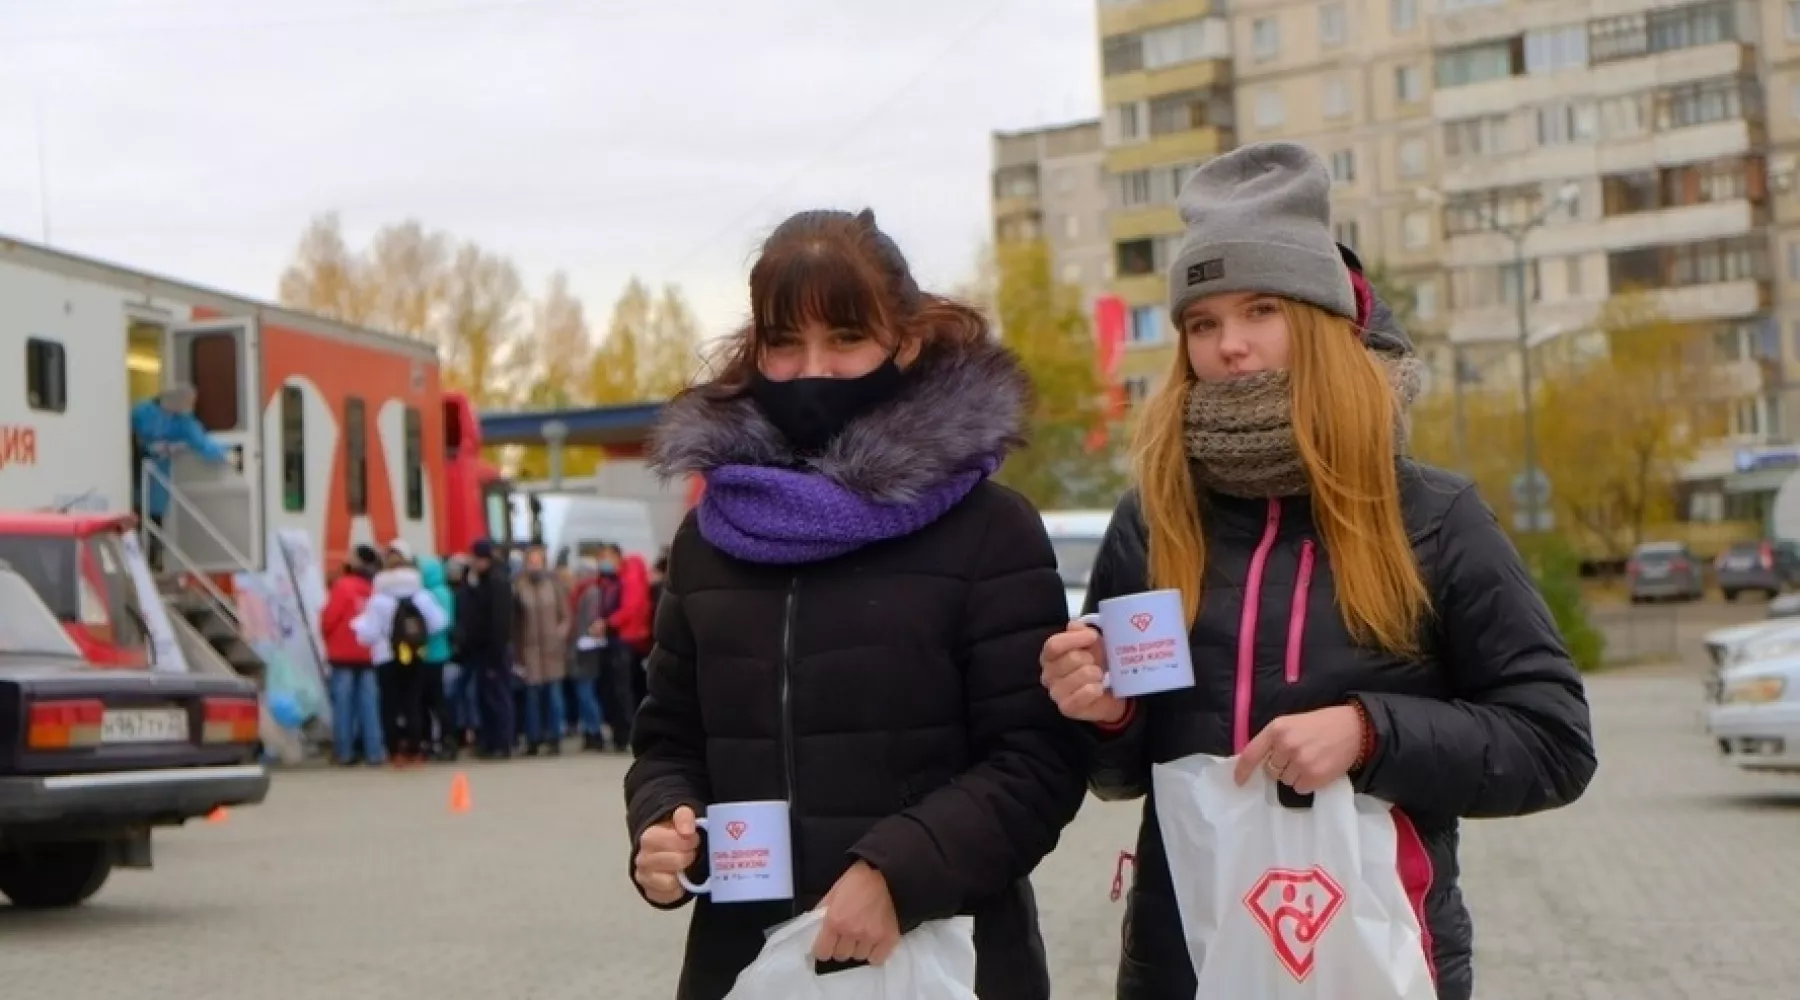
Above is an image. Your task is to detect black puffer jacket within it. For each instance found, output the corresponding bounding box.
[1086,464,1596,1000]
[626,341,1087,1000]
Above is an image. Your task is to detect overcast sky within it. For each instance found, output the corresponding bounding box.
[0,0,1099,343]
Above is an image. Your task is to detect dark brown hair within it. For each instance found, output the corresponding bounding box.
[695,208,988,399]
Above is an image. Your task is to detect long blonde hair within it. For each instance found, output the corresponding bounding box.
[1132,299,1429,656]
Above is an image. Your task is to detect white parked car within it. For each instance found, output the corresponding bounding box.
[1707,654,1800,771]
[1701,620,1800,700]
[1041,510,1111,619]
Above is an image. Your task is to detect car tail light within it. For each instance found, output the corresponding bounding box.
[1626,560,1639,576]
[27,699,104,749]
[1761,542,1774,570]
[1671,559,1691,573]
[202,698,259,744]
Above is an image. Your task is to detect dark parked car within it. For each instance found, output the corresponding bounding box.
[1627,541,1705,603]
[1715,540,1800,601]
[0,561,268,909]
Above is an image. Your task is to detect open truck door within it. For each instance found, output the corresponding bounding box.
[160,319,263,574]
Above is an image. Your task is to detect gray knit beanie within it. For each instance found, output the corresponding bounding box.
[1167,142,1355,324]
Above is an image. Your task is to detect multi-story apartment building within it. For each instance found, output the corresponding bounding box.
[990,120,1112,311]
[1228,0,1450,380]
[1095,0,1235,403]
[1428,0,1784,519]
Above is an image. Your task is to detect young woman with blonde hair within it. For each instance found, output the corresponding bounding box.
[1038,142,1597,1000]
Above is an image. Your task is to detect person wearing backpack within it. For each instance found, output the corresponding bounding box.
[354,541,451,765]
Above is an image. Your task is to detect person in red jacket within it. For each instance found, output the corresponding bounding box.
[321,546,385,766]
[605,546,654,708]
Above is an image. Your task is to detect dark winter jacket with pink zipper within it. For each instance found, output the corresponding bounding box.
[1083,462,1596,1000]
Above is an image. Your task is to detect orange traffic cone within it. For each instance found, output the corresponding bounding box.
[206,806,229,824]
[448,772,472,814]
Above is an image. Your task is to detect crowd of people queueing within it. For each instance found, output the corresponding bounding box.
[318,535,662,765]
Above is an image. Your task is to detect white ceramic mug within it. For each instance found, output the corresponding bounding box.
[677,799,795,904]
[1079,588,1196,698]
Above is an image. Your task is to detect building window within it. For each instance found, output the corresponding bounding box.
[1449,262,1541,309]
[1442,115,1508,159]
[1524,26,1588,75]
[1402,211,1431,249]
[1143,18,1226,69]
[1655,77,1758,131]
[280,385,304,512]
[404,405,424,521]
[1435,40,1520,89]
[1063,215,1081,239]
[188,332,240,432]
[1106,101,1143,143]
[1252,18,1279,60]
[1330,149,1356,184]
[1590,14,1649,64]
[1395,65,1423,104]
[1116,239,1156,277]
[1319,3,1346,46]
[994,165,1037,200]
[1323,78,1349,119]
[1254,88,1284,129]
[1537,101,1597,146]
[1648,1,1738,53]
[1789,0,1800,39]
[1607,235,1769,289]
[1129,305,1164,344]
[1415,281,1438,320]
[1564,256,1584,299]
[1598,94,1648,138]
[1115,169,1152,207]
[344,397,368,517]
[25,338,66,413]
[1149,88,1228,136]
[1398,137,1428,177]
[1789,242,1800,281]
[1061,263,1083,285]
[1391,0,1417,32]
[1123,377,1152,407]
[1102,33,1144,76]
[1334,220,1360,250]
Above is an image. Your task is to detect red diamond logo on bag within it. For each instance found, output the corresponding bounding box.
[725,821,749,841]
[1244,866,1347,982]
[1129,612,1154,632]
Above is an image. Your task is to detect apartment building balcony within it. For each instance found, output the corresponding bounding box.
[1110,205,1183,242]
[1433,42,1753,123]
[1445,199,1760,269]
[1441,119,1757,194]
[992,194,1041,220]
[1447,279,1766,344]
[1434,0,1567,49]
[1106,127,1230,174]
[1109,273,1171,308]
[1099,0,1217,37]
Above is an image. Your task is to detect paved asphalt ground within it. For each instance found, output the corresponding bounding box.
[3,599,1797,998]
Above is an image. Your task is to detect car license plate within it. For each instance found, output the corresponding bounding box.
[1726,556,1756,570]
[1641,564,1669,578]
[101,708,190,744]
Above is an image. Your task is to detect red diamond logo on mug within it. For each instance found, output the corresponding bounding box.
[725,820,749,841]
[1129,612,1154,632]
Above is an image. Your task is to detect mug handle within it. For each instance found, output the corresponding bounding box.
[1075,613,1116,692]
[675,817,712,894]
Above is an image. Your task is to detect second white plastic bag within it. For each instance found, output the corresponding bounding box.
[1151,753,1436,1000]
[722,909,978,1000]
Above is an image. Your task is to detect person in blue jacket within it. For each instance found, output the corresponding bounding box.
[130,384,229,570]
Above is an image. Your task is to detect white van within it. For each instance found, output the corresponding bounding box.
[510,492,660,568]
[1041,509,1112,618]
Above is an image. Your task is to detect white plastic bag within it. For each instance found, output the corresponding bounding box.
[1151,754,1436,1000]
[723,909,978,1000]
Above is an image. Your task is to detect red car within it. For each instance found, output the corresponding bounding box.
[0,512,157,669]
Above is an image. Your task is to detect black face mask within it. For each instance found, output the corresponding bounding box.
[749,360,907,454]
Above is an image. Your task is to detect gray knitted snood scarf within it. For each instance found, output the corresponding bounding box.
[1183,354,1425,499]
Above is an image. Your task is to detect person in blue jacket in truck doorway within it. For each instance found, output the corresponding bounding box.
[130,383,229,572]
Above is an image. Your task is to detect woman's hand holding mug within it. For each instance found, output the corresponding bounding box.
[1039,622,1129,725]
[634,805,701,905]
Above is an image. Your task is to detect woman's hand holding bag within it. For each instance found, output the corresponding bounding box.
[724,910,978,1000]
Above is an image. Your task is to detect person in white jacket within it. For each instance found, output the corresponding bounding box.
[354,540,450,764]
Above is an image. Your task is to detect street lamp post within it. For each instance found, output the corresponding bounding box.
[1421,182,1578,534]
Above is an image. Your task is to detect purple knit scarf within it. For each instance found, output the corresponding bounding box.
[697,457,998,565]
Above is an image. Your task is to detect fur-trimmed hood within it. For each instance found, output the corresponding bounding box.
[649,338,1031,504]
